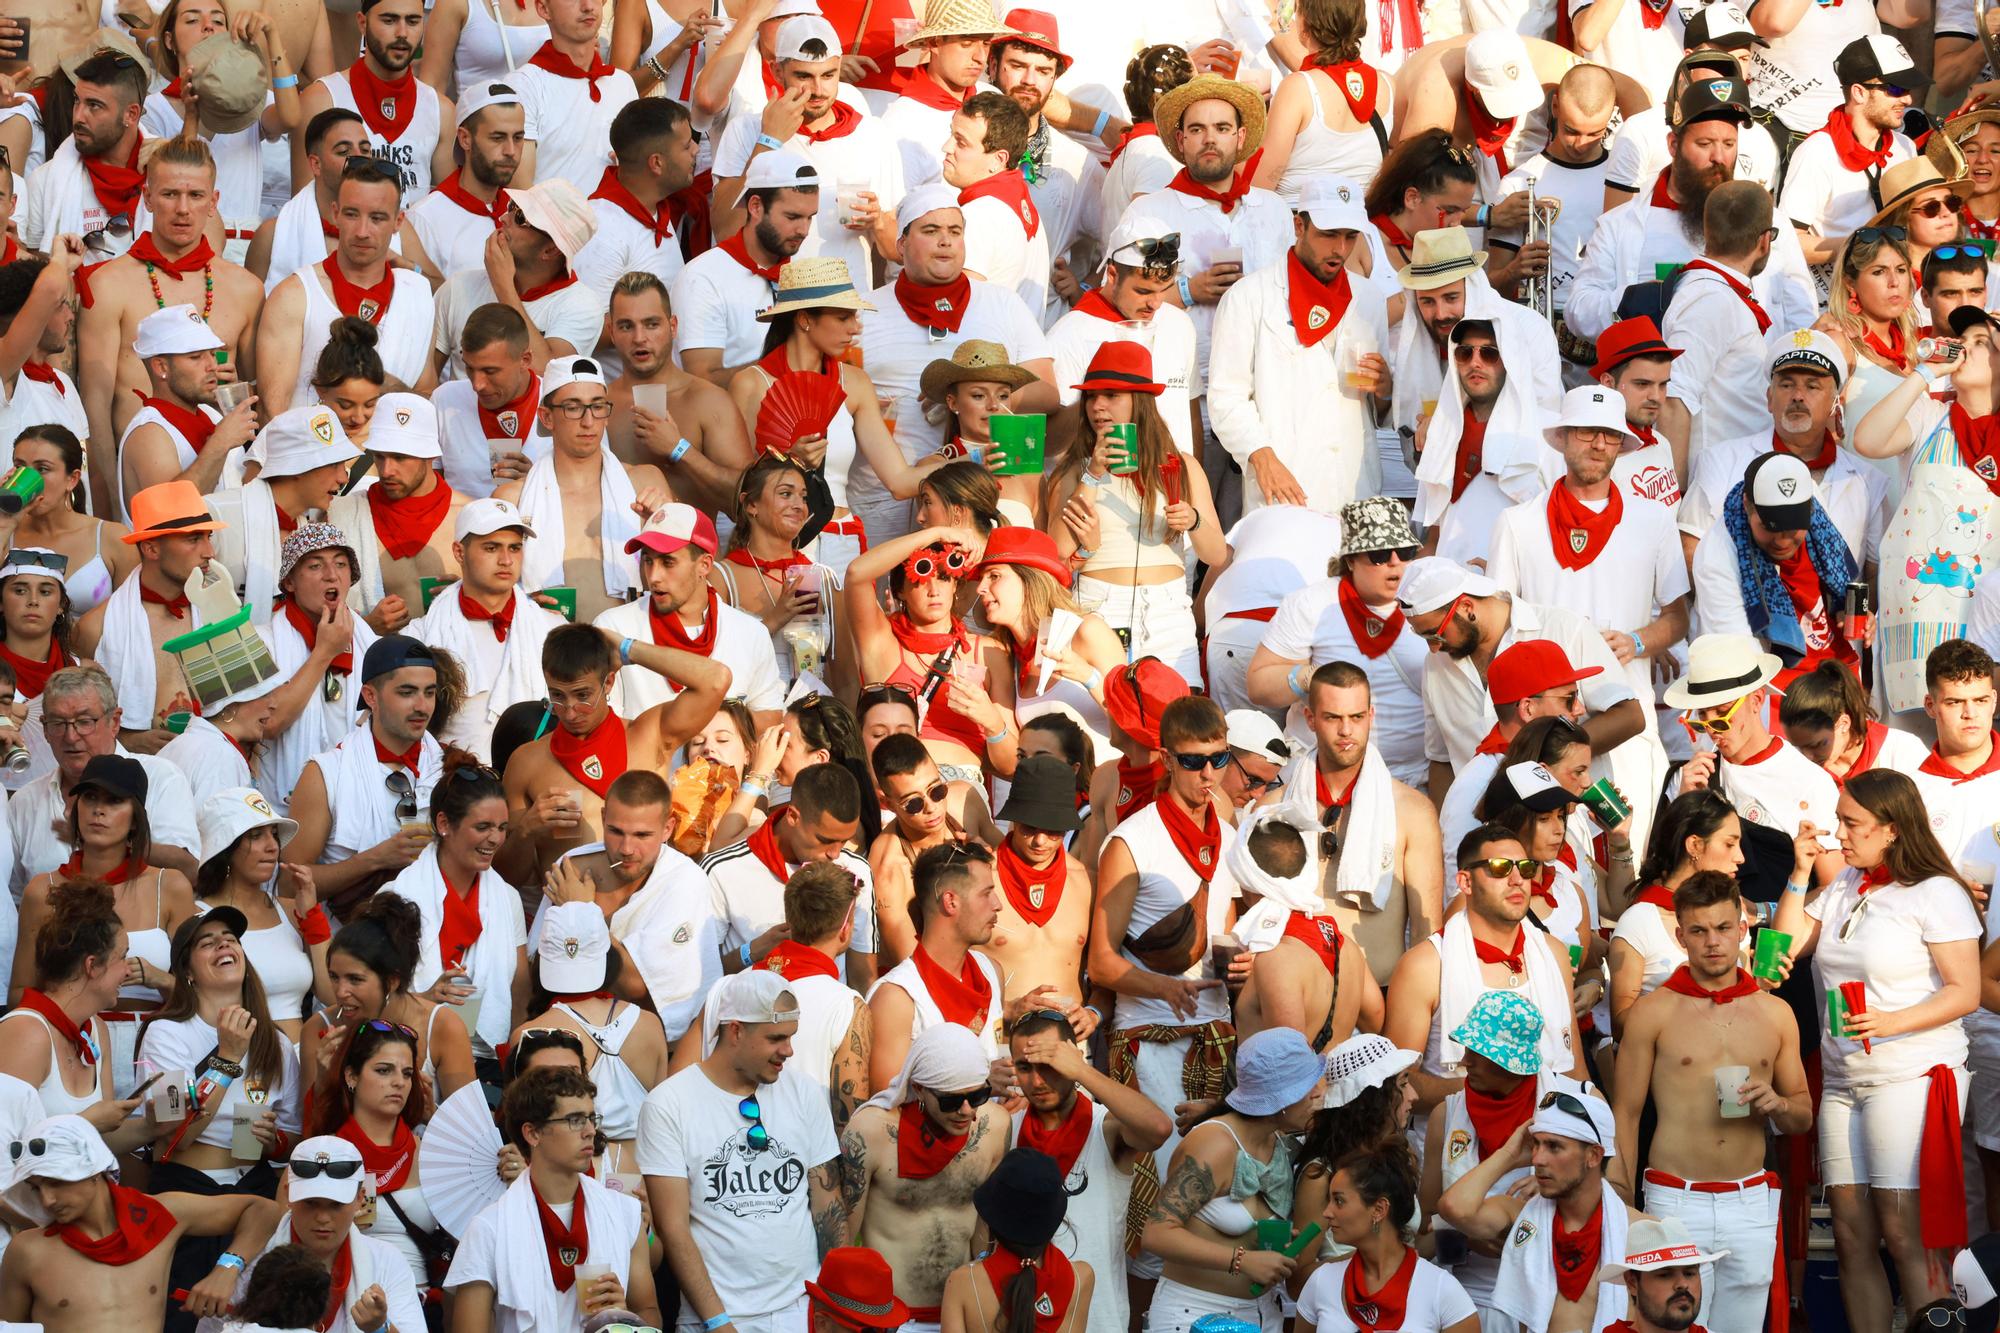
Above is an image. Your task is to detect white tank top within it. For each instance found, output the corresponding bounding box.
[116,871,171,1004]
[455,0,548,86]
[116,402,211,523]
[764,971,856,1107]
[203,900,317,1027]
[1434,1074,1551,1300]
[364,1182,439,1293]
[868,952,1004,1056]
[555,1000,651,1143]
[1106,801,1233,1029]
[0,1009,107,1117]
[1010,1098,1132,1333]
[1273,72,1385,207]
[293,266,435,403]
[319,70,443,204]
[266,188,331,294]
[1079,471,1185,579]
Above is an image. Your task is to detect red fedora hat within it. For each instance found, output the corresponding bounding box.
[1073,340,1166,396]
[805,1248,912,1329]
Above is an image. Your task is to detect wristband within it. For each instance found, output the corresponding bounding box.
[756,133,785,151]
[1628,629,1643,658]
[647,56,670,83]
[216,1252,246,1272]
[1071,545,1096,560]
[1475,204,1492,229]
[668,436,693,463]
[298,904,332,947]
[1287,663,1310,699]
[984,726,1010,746]
[1919,361,1948,387]
[1083,1004,1104,1024]
[1092,107,1111,139]
[1083,668,1104,693]
[1178,273,1194,305]
[704,1316,734,1333]
[1081,469,1112,487]
[270,73,298,89]
[739,943,752,968]
[1784,880,1809,895]
[740,778,769,801]
[619,636,635,665]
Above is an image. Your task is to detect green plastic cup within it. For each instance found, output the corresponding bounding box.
[544,587,577,621]
[0,464,44,515]
[988,413,1046,476]
[165,711,191,734]
[1655,262,1680,281]
[1568,943,1584,969]
[1579,777,1631,828]
[1754,929,1793,983]
[1107,422,1139,475]
[418,576,447,611]
[1827,986,1848,1038]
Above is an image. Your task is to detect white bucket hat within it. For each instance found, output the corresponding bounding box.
[1323,1033,1419,1109]
[198,786,299,868]
[1542,384,1641,451]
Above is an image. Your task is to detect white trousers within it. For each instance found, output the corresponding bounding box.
[1146,1276,1282,1333]
[1075,575,1200,684]
[1641,1169,1781,1333]
[1125,1034,1193,1281]
[1201,614,1271,714]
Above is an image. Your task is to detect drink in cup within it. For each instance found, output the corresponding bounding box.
[1753,929,1792,983]
[1715,1064,1751,1118]
[215,380,256,414]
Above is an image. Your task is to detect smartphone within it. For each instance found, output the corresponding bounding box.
[3,18,28,71]
[130,1071,164,1100]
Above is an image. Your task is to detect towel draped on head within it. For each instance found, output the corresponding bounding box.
[864,1022,992,1112]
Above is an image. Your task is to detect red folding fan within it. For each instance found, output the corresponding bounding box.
[756,371,848,454]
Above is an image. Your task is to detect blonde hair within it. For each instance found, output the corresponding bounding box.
[1828,229,1918,353]
[142,129,218,178]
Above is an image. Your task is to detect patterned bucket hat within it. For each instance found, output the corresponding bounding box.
[1339,495,1417,558]
[1449,989,1545,1076]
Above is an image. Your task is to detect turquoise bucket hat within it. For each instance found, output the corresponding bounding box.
[1450,989,1545,1076]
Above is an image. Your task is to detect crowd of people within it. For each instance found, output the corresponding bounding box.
[12,0,2000,1329]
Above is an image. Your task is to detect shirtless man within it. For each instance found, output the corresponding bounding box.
[1228,804,1377,1051]
[867,732,1003,967]
[1612,871,1810,1333]
[1283,661,1443,986]
[326,392,467,632]
[238,0,336,86]
[840,1023,1010,1333]
[116,303,258,525]
[602,272,754,516]
[983,753,1094,1017]
[495,354,669,626]
[495,623,731,886]
[76,137,263,513]
[0,1114,285,1333]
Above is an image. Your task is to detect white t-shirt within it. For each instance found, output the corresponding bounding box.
[960,192,1048,319]
[1113,184,1292,366]
[671,242,782,370]
[1047,301,1201,454]
[1490,151,1607,318]
[1678,433,1890,567]
[1262,576,1428,784]
[1706,736,1839,843]
[1608,899,1686,998]
[1612,440,1683,509]
[515,63,639,193]
[433,269,607,378]
[1746,2,1884,134]
[136,1014,302,1150]
[636,1063,839,1318]
[1295,1253,1479,1332]
[1661,263,1780,458]
[1780,127,1916,247]
[702,842,878,961]
[1605,106,1780,195]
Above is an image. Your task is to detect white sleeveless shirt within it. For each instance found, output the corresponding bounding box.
[1010,1098,1131,1333]
[0,1010,107,1117]
[115,401,220,523]
[293,265,436,403]
[771,970,859,1108]
[867,951,1004,1056]
[1105,800,1237,1029]
[317,70,442,204]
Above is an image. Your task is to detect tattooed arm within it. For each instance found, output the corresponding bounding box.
[809,1157,849,1258]
[837,1113,876,1242]
[828,998,872,1138]
[1138,1124,1241,1273]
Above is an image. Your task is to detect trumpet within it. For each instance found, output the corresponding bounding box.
[1524,186,1563,321]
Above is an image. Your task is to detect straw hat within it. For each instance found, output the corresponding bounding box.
[1397,227,1488,291]
[756,257,877,321]
[918,339,1036,401]
[907,0,1014,46]
[1152,74,1267,165]
[1868,155,1971,226]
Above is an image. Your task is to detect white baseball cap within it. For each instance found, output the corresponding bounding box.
[768,0,823,18]
[1464,29,1543,120]
[365,392,443,460]
[734,148,821,207]
[1296,175,1368,232]
[456,496,537,541]
[896,180,963,234]
[1224,709,1292,764]
[539,901,610,993]
[286,1135,366,1204]
[1105,214,1180,270]
[1396,555,1499,616]
[774,14,841,62]
[512,178,598,260]
[540,354,611,404]
[256,405,362,480]
[133,303,225,359]
[455,77,524,126]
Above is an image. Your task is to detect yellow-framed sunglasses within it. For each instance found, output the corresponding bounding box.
[1682,691,1752,738]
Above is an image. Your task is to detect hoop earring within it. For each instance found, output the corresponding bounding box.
[1847,294,1862,314]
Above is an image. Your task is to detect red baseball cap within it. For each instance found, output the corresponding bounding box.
[1487,640,1603,707]
[975,525,1072,587]
[804,1248,912,1329]
[1104,657,1190,749]
[1590,316,1683,380]
[625,502,718,557]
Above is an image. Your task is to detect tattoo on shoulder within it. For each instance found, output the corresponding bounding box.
[1149,1154,1216,1226]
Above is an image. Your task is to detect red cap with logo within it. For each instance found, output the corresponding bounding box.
[1487,640,1603,707]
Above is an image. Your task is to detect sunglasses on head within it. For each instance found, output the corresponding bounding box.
[926,1085,994,1113]
[360,1019,417,1038]
[292,1157,364,1180]
[1471,856,1542,879]
[739,1095,770,1151]
[8,1137,49,1161]
[1170,748,1231,771]
[1362,545,1419,565]
[1934,240,1996,261]
[345,154,402,182]
[1453,343,1502,365]
[897,780,950,817]
[1536,1089,1601,1142]
[1852,225,1908,246]
[1117,232,1182,276]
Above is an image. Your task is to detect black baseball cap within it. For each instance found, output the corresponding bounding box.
[1950,305,1998,338]
[1677,75,1752,127]
[74,753,148,805]
[1745,451,1816,533]
[1834,35,1928,93]
[362,634,439,684]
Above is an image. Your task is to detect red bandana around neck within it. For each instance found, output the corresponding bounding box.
[894,271,972,334]
[1546,480,1622,570]
[896,64,972,111]
[1108,121,1157,164]
[18,988,97,1065]
[433,171,508,226]
[1475,724,1510,755]
[550,711,628,798]
[128,232,215,277]
[141,583,191,619]
[60,853,143,884]
[139,393,217,453]
[913,942,993,1031]
[1464,95,1516,171]
[517,269,579,303]
[458,588,517,642]
[1306,54,1380,124]
[1116,758,1163,818]
[321,257,395,324]
[897,1100,970,1178]
[1072,288,1122,323]
[1635,0,1672,27]
[532,1179,590,1289]
[437,870,481,972]
[49,1182,176,1264]
[592,167,674,247]
[719,230,783,282]
[1648,169,1677,211]
[1166,156,1258,214]
[887,611,969,657]
[799,99,863,142]
[1681,259,1771,333]
[1371,213,1414,248]
[1919,730,2000,781]
[0,233,17,264]
[1661,963,1760,1003]
[1779,429,1838,472]
[1282,911,1345,977]
[478,374,541,441]
[283,598,354,675]
[1821,105,1891,172]
[979,1245,1075,1332]
[375,734,421,774]
[958,169,1041,240]
[1552,1197,1604,1302]
[368,476,453,560]
[651,587,721,657]
[724,548,809,578]
[0,638,64,699]
[997,836,1067,926]
[349,59,418,141]
[1343,1245,1418,1331]
[1285,249,1352,348]
[758,938,841,981]
[1857,863,1897,894]
[528,39,615,99]
[19,360,65,396]
[82,137,144,219]
[1336,577,1403,656]
[745,808,796,882]
[1863,321,1909,372]
[1018,1093,1094,1178]
[336,1116,416,1194]
[1475,925,1527,976]
[1156,793,1221,883]
[1629,883,1677,912]
[1466,1074,1538,1157]
[315,1235,355,1331]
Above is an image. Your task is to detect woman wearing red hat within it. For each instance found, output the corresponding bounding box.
[974,526,1127,765]
[1044,342,1223,683]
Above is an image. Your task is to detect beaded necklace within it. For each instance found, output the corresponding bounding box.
[146,262,215,318]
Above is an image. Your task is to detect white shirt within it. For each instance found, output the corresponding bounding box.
[960,190,1050,318]
[1491,150,1608,318]
[1105,799,1240,1029]
[0,368,90,474]
[1296,1253,1479,1332]
[1661,262,1785,459]
[1047,300,1201,454]
[1606,104,1780,194]
[1099,132,1180,235]
[1114,183,1293,366]
[1612,440,1684,509]
[1263,576,1428,785]
[636,1063,839,1318]
[1779,126,1915,245]
[8,751,200,898]
[405,181,507,284]
[433,378,554,501]
[1027,125,1107,327]
[702,840,878,962]
[1568,0,1685,105]
[433,269,606,379]
[573,192,687,310]
[593,594,786,717]
[1694,734,1839,847]
[138,1014,302,1150]
[878,92,959,192]
[515,62,639,193]
[1678,432,1890,565]
[671,242,780,371]
[1689,518,1855,651]
[19,137,155,253]
[1746,1,1884,134]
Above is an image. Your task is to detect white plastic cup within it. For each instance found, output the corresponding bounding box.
[231,1110,263,1161]
[1212,246,1244,269]
[215,381,256,414]
[836,177,868,227]
[1715,1064,1751,1118]
[632,383,668,418]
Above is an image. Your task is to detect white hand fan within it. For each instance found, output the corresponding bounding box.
[417,1082,508,1237]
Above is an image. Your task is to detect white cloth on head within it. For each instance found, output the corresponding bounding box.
[515,448,640,598]
[1432,911,1574,1076]
[1224,803,1324,954]
[862,1021,991,1112]
[207,479,283,625]
[1282,744,1397,912]
[443,1171,640,1333]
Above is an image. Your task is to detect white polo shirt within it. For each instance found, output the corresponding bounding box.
[1113,184,1293,366]
[0,369,89,468]
[702,839,877,970]
[593,594,786,717]
[1047,300,1201,452]
[573,194,687,306]
[1661,262,1778,458]
[711,100,905,287]
[515,62,639,193]
[1677,432,1890,564]
[1779,126,1915,247]
[1263,575,1429,784]
[433,268,607,378]
[670,242,779,371]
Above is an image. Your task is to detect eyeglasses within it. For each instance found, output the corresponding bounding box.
[1683,692,1751,736]
[1453,343,1502,365]
[1230,755,1283,794]
[345,154,402,182]
[1861,81,1911,97]
[82,213,132,256]
[8,1137,48,1161]
[1536,1089,1601,1142]
[549,399,613,420]
[384,769,420,821]
[44,712,107,735]
[1934,241,1997,261]
[540,1111,605,1132]
[1838,890,1875,943]
[1471,856,1542,879]
[1169,749,1231,772]
[1361,545,1419,565]
[292,1157,365,1181]
[1852,226,1908,246]
[739,1095,770,1151]
[924,1085,994,1113]
[1920,1304,1969,1327]
[1909,195,1966,219]
[896,780,950,818]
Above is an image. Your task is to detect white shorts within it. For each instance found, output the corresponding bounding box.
[1125,1034,1193,1281]
[1146,1276,1282,1333]
[1820,1068,1969,1190]
[1200,613,1270,713]
[1074,574,1200,685]
[1641,1169,1781,1333]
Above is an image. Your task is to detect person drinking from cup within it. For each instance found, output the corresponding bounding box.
[0,424,136,618]
[920,340,1043,525]
[709,456,848,694]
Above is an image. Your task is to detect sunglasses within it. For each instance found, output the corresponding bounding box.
[1934,240,1997,260]
[1453,343,1502,365]
[292,1157,365,1180]
[897,780,951,817]
[1909,195,1966,219]
[345,154,402,182]
[739,1095,770,1151]
[1682,691,1751,736]
[1537,1089,1601,1142]
[1116,232,1181,276]
[1415,595,1466,645]
[1838,890,1875,943]
[1362,545,1419,565]
[1852,225,1908,246]
[82,213,132,256]
[1920,1305,1969,1327]
[360,1019,418,1038]
[1231,755,1283,793]
[1862,80,1911,97]
[8,1137,49,1161]
[926,1085,994,1113]
[1169,749,1231,772]
[1471,856,1542,879]
[384,769,420,822]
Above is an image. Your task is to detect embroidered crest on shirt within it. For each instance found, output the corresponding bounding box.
[499,410,520,435]
[583,756,604,780]
[1512,1218,1536,1247]
[1448,1128,1471,1159]
[380,97,397,122]
[673,923,691,943]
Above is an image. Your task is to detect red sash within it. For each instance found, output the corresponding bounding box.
[1660,963,1760,1003]
[82,138,143,219]
[997,836,1067,926]
[17,989,98,1066]
[1465,1074,1538,1157]
[759,939,841,981]
[1452,414,1488,503]
[958,168,1041,241]
[437,870,482,972]
[894,272,971,334]
[1921,1065,1969,1249]
[283,599,354,676]
[1017,1093,1095,1178]
[532,1180,590,1289]
[367,476,454,560]
[651,587,721,657]
[336,1116,416,1194]
[458,588,517,642]
[321,257,395,324]
[1285,249,1351,348]
[1682,259,1770,333]
[897,1100,969,1178]
[1545,480,1621,570]
[527,40,616,100]
[1337,577,1402,656]
[1156,794,1220,883]
[128,232,214,277]
[349,59,417,141]
[979,1245,1075,1332]
[913,942,992,1031]
[1343,1245,1417,1331]
[49,1183,175,1265]
[592,167,673,247]
[549,711,628,798]
[0,638,66,699]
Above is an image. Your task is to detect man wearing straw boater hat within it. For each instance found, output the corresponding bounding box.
[879,0,1013,191]
[1592,1218,1731,1333]
[673,148,821,386]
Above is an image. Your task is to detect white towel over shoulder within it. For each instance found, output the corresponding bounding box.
[515,448,640,598]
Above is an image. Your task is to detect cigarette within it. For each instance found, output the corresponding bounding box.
[606,856,625,870]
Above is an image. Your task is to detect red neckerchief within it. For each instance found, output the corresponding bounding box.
[1452,413,1488,502]
[1475,925,1527,976]
[894,271,972,334]
[1862,321,1910,372]
[432,171,508,226]
[592,167,673,247]
[980,1245,1075,1332]
[1835,719,1891,785]
[1630,420,1657,446]
[887,611,969,655]
[1156,793,1221,882]
[1166,156,1258,215]
[367,476,454,560]
[0,234,17,264]
[895,64,972,112]
[757,342,839,383]
[718,230,783,282]
[1648,169,1676,210]
[274,504,301,536]
[1475,724,1510,755]
[1285,249,1351,348]
[1920,731,2000,781]
[897,1100,970,1178]
[1343,1245,1418,1331]
[1463,95,1516,172]
[528,39,615,100]
[128,232,215,277]
[458,588,517,642]
[437,869,481,972]
[1952,402,2000,498]
[958,168,1041,240]
[724,548,808,576]
[141,584,192,619]
[82,136,143,219]
[1772,544,1853,665]
[798,99,863,142]
[745,808,794,882]
[1018,1092,1095,1178]
[1305,54,1379,124]
[1338,581,1402,660]
[313,1235,355,1331]
[1282,911,1344,976]
[49,1183,175,1264]
[997,835,1066,926]
[60,853,143,884]
[349,58,417,140]
[1779,430,1837,471]
[0,638,64,699]
[138,393,217,453]
[19,361,65,396]
[1530,863,1562,910]
[1661,963,1760,1003]
[1108,121,1158,165]
[913,942,993,1030]
[1821,105,1891,172]
[321,257,395,324]
[282,598,354,675]
[18,988,97,1065]
[550,711,628,798]
[1682,259,1770,333]
[336,1116,416,1194]
[1856,863,1897,895]
[1317,763,1355,811]
[1465,1074,1538,1157]
[375,734,422,774]
[758,938,841,981]
[1635,0,1671,27]
[1552,1197,1604,1302]
[650,587,720,656]
[477,374,541,441]
[1371,213,1414,248]
[1116,758,1163,818]
[1546,479,1622,571]
[1967,205,2000,241]
[517,268,579,302]
[1630,883,1677,912]
[532,1179,590,1290]
[1072,288,1121,322]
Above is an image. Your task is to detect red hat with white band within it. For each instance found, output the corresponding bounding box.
[1595,1217,1730,1280]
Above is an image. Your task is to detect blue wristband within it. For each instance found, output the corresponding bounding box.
[1092,107,1111,139]
[619,636,635,665]
[756,133,784,151]
[215,1252,246,1272]
[739,943,752,967]
[668,436,693,463]
[270,73,299,90]
[1178,273,1194,305]
[704,1314,733,1332]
